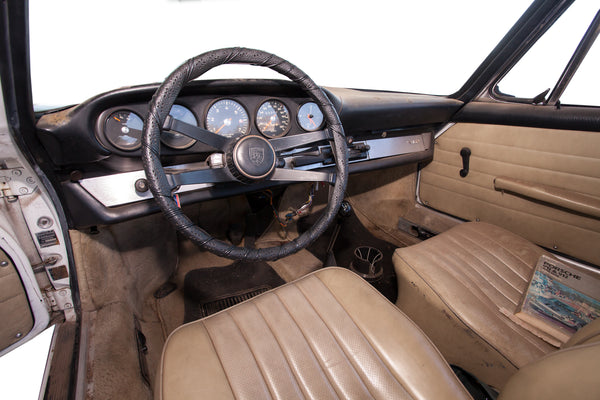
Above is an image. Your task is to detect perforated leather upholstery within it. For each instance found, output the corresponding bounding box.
[157,267,472,400]
[393,222,557,388]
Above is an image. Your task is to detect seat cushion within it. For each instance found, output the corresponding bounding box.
[157,267,471,400]
[393,222,556,389]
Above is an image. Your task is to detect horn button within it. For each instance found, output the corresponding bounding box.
[228,135,277,183]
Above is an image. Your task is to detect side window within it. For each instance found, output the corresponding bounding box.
[561,37,599,106]
[495,2,599,107]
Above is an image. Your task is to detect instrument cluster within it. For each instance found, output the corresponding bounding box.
[97,96,324,153]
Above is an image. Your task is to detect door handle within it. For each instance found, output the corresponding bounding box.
[460,147,471,177]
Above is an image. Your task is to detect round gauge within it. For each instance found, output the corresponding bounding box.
[256,100,291,138]
[162,104,198,149]
[205,99,249,138]
[297,102,324,132]
[104,110,143,151]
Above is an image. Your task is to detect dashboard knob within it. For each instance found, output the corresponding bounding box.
[134,178,149,193]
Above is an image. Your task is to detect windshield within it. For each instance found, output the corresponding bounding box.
[29,0,531,109]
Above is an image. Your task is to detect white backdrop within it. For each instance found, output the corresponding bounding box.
[2,0,598,398]
[29,0,531,107]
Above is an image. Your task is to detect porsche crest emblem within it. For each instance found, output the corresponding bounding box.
[249,147,265,165]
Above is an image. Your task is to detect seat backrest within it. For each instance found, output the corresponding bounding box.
[562,317,600,348]
[499,318,600,400]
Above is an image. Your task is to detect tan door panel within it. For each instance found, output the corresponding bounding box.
[0,248,34,350]
[419,123,600,265]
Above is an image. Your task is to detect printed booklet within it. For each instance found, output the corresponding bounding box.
[502,255,600,346]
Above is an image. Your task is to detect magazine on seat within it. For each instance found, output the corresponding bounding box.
[501,255,600,347]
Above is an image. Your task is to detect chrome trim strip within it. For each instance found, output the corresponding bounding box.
[79,170,212,208]
[80,132,433,208]
[294,132,431,171]
[434,122,454,139]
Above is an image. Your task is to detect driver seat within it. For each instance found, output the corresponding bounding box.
[156,267,600,399]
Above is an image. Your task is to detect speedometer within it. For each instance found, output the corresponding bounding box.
[256,100,290,138]
[205,99,249,138]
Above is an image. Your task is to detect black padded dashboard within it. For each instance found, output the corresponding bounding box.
[36,79,463,228]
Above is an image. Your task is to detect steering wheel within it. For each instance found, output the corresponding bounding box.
[142,48,348,261]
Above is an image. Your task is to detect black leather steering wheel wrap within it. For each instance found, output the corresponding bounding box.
[142,47,348,261]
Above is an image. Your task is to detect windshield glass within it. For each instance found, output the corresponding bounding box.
[29,0,531,109]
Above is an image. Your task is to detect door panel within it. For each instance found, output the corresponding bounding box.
[0,227,51,356]
[0,247,33,350]
[419,122,600,265]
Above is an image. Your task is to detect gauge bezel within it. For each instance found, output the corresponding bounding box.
[255,99,292,138]
[297,101,325,132]
[161,104,198,150]
[104,109,144,151]
[204,98,250,138]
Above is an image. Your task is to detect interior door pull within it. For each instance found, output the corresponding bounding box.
[459,147,471,177]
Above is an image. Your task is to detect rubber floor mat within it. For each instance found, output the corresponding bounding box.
[183,261,285,322]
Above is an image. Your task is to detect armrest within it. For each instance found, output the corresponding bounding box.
[494,176,600,219]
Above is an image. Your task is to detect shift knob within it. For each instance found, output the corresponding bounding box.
[338,200,352,218]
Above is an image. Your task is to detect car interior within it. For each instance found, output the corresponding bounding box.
[1,0,599,399]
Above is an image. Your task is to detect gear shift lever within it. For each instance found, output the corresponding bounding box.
[324,200,352,267]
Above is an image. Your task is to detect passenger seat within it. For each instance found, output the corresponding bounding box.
[393,222,581,389]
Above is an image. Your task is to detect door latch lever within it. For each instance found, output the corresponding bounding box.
[459,147,471,178]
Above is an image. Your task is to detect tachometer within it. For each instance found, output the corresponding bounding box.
[297,102,324,132]
[205,99,249,138]
[256,100,290,138]
[104,110,143,151]
[162,104,198,149]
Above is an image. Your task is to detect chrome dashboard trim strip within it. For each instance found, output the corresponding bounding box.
[79,170,212,208]
[80,132,431,208]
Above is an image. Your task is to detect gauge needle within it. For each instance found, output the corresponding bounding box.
[215,118,232,134]
[113,116,121,122]
[215,124,225,134]
[308,114,316,127]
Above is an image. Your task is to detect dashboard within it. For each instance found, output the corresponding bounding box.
[35,79,463,228]
[97,94,325,155]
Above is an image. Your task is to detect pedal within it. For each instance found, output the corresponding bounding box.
[227,223,244,246]
[153,281,177,299]
[134,317,151,387]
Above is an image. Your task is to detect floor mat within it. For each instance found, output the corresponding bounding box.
[299,211,399,303]
[183,261,285,322]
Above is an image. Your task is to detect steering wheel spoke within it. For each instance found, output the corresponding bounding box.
[143,47,348,261]
[163,115,228,151]
[166,166,233,187]
[269,129,333,153]
[270,168,335,184]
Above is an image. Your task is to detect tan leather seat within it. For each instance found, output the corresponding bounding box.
[157,265,600,399]
[157,267,472,400]
[499,318,600,400]
[393,222,562,388]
